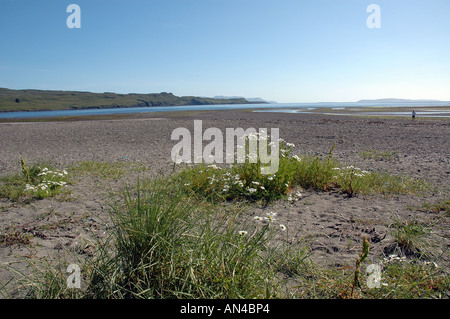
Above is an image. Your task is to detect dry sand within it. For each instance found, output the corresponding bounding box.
[0,109,449,296]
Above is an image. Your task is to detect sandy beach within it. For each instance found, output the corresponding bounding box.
[1,109,449,296]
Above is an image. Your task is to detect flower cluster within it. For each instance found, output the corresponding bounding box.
[24,167,69,195]
[38,167,68,177]
[332,166,371,178]
[292,155,302,162]
[382,254,407,263]
[203,167,269,196]
[287,191,302,201]
[180,136,300,202]
[25,180,67,193]
[381,254,438,268]
[253,212,286,231]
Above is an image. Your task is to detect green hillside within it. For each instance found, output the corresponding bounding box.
[0,88,261,112]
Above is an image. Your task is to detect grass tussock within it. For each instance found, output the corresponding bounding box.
[387,217,442,259]
[86,178,289,298]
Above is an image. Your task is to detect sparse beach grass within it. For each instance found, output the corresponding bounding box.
[359,149,398,160]
[2,139,447,299]
[68,160,149,180]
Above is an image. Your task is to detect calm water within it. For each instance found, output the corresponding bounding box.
[1,101,449,119]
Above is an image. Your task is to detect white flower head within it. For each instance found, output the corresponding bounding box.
[265,212,277,222]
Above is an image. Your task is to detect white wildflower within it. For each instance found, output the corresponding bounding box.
[264,212,277,222]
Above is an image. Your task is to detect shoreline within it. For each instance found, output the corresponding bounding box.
[0,105,449,123]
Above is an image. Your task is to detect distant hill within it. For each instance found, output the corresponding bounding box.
[357,98,442,103]
[213,96,273,103]
[0,88,264,112]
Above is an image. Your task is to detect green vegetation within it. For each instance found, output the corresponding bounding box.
[1,143,447,299]
[359,149,398,160]
[177,142,430,203]
[388,217,440,259]
[0,158,70,201]
[85,179,289,298]
[413,199,450,216]
[8,178,448,298]
[0,225,33,247]
[69,160,146,180]
[292,256,449,298]
[0,88,260,112]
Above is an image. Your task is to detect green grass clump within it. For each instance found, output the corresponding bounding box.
[69,160,146,179]
[290,148,338,191]
[333,167,430,196]
[0,158,69,201]
[85,178,286,299]
[418,199,450,216]
[359,149,397,160]
[388,218,440,259]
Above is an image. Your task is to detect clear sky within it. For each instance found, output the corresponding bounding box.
[1,0,449,102]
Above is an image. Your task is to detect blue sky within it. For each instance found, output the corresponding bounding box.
[1,0,449,102]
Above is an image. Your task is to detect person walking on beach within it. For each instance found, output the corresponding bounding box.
[412,110,416,119]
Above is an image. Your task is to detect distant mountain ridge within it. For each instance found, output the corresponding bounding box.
[213,96,275,103]
[0,88,264,112]
[357,98,443,103]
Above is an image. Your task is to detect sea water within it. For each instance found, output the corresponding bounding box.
[1,101,449,119]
